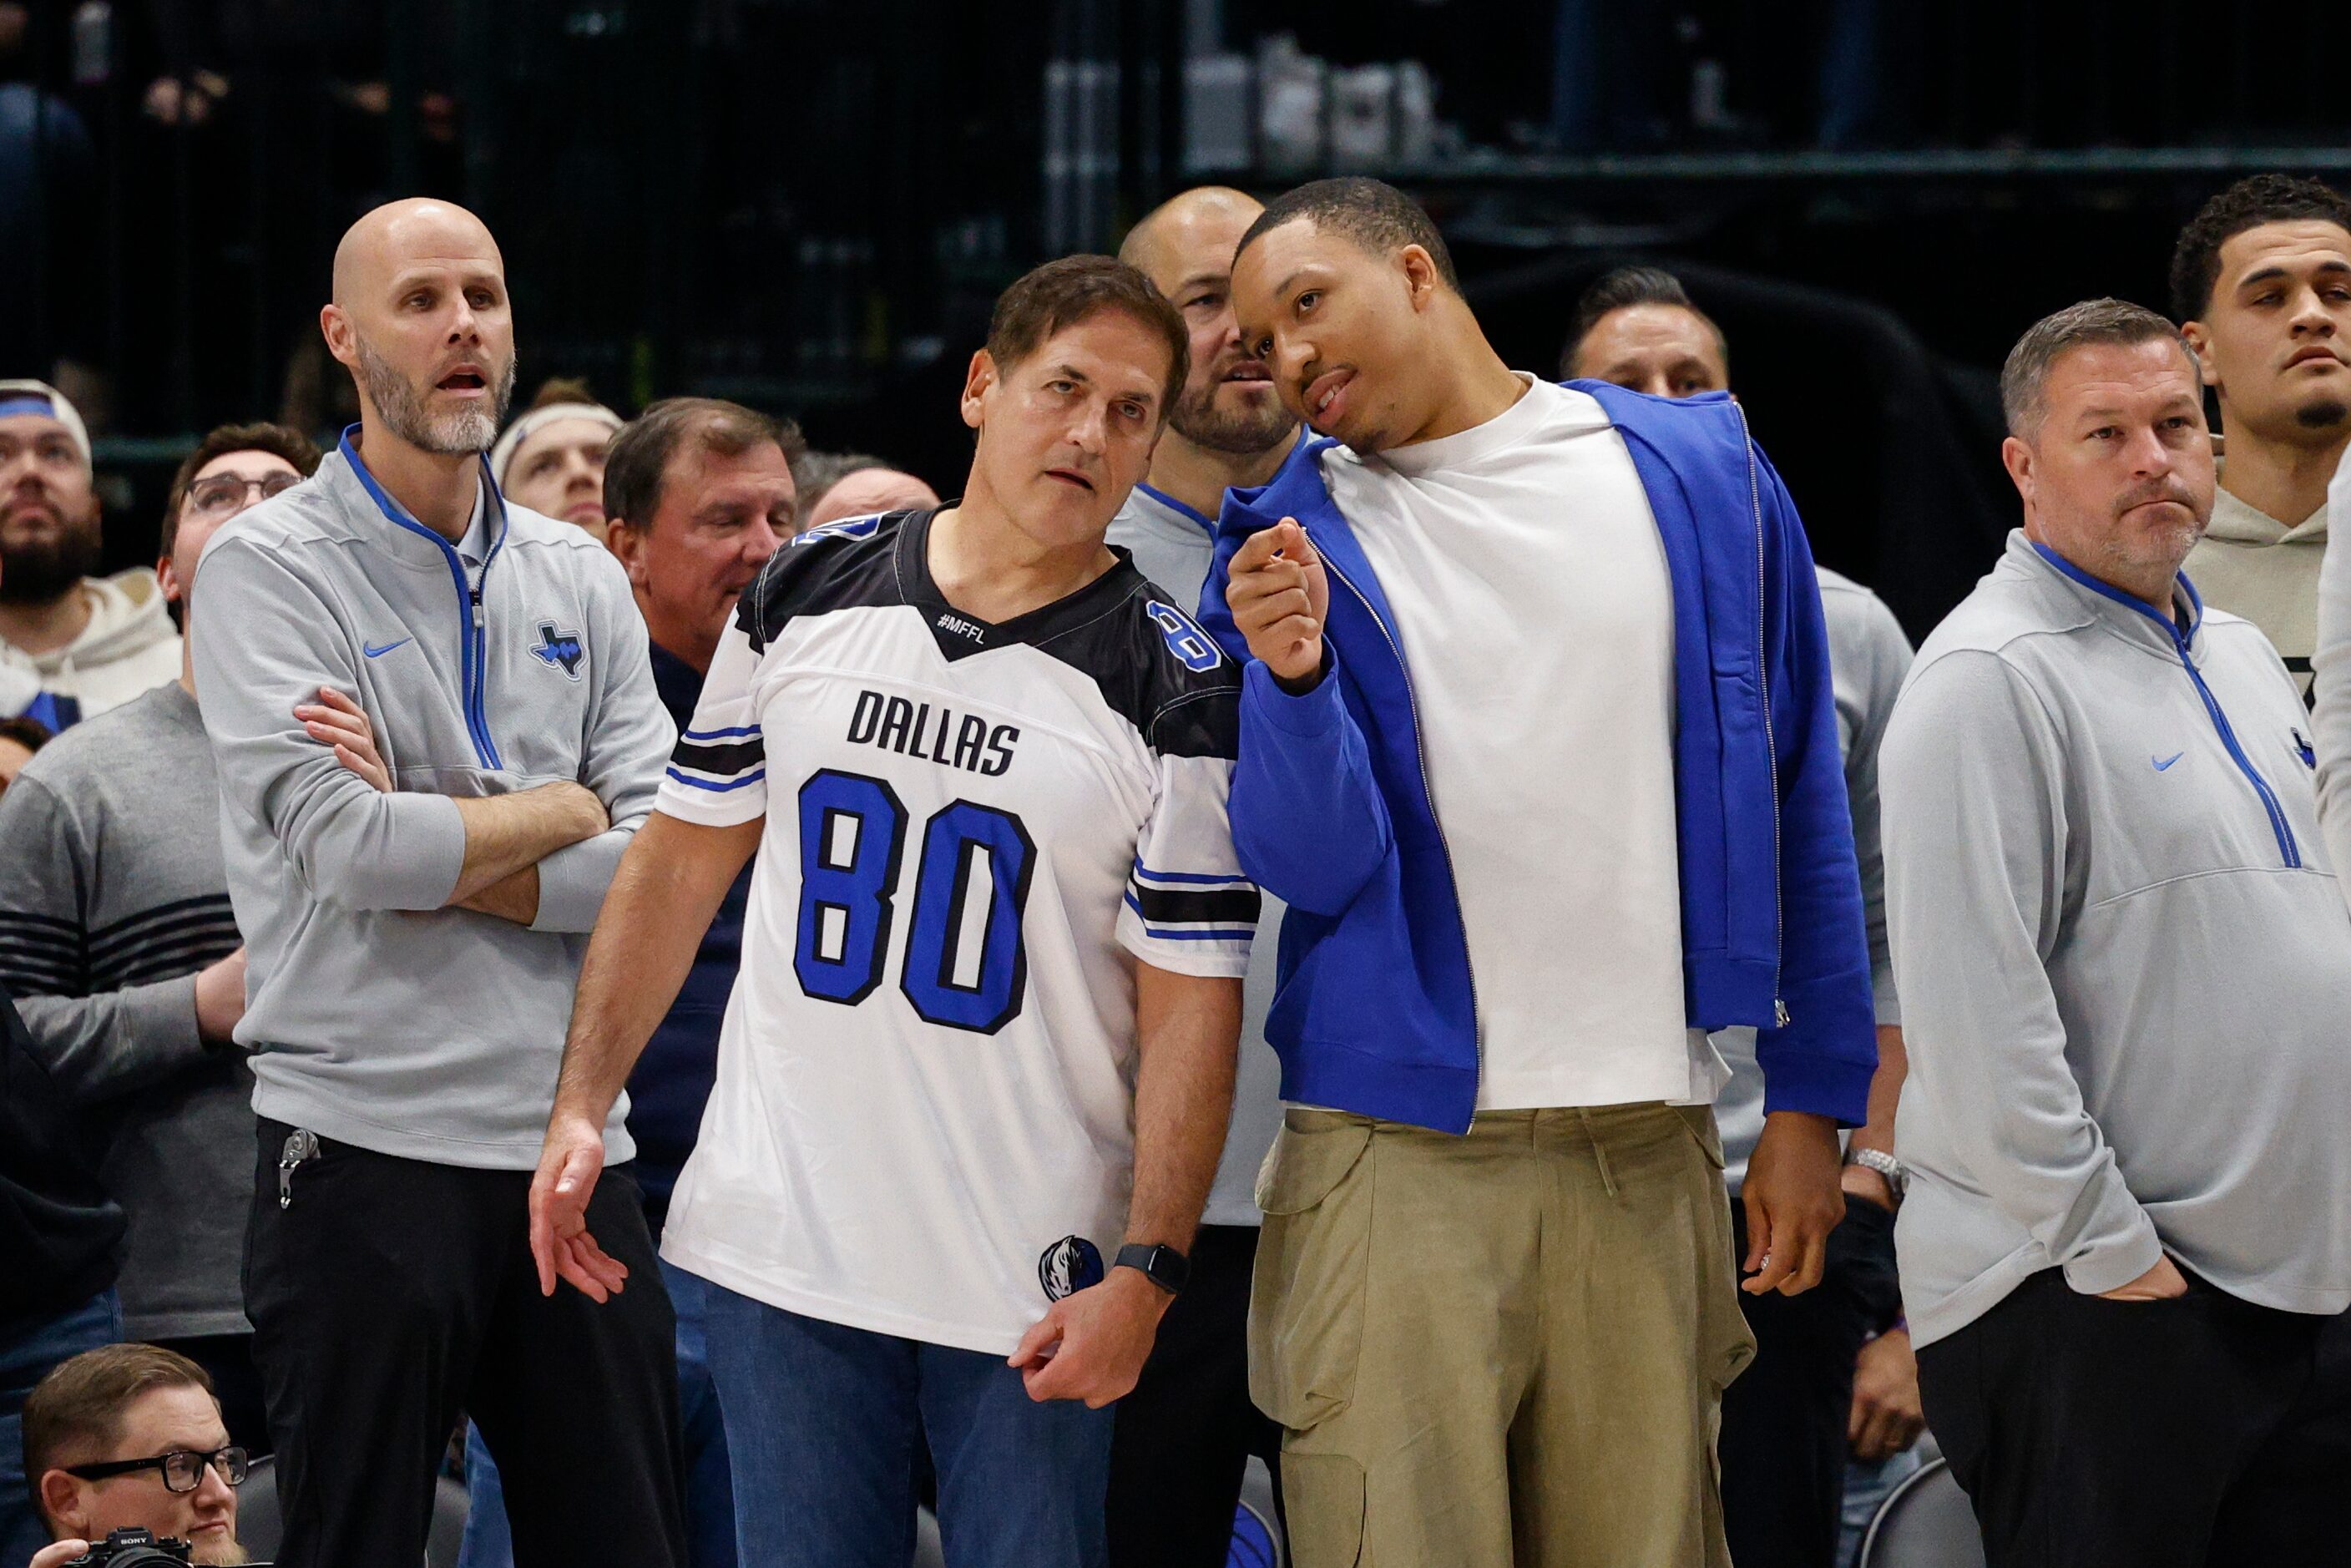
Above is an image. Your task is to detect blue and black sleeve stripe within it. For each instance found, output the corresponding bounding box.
[667,725,767,793]
[1123,861,1261,942]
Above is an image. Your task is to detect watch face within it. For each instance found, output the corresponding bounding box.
[1118,1242,1187,1292]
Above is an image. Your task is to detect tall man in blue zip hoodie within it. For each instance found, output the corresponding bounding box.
[1204,179,1877,1567]
[190,200,685,1568]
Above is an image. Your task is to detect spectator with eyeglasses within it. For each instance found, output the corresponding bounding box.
[0,423,320,1462]
[21,1343,249,1567]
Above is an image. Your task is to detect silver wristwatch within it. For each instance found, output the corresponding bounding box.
[1844,1146,1907,1203]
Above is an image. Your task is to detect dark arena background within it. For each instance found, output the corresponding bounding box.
[12,4,2351,1568]
[6,0,2341,638]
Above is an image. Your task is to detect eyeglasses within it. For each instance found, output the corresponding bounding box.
[63,1445,248,1494]
[187,472,301,517]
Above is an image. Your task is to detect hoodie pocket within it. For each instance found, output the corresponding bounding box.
[1248,1110,1376,1433]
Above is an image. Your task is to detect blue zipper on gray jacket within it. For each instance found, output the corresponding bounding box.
[337,427,507,771]
[2031,541,2298,867]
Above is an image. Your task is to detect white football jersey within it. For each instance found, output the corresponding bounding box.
[655,508,1256,1353]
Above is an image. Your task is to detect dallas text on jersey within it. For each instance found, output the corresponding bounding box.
[846,688,1020,776]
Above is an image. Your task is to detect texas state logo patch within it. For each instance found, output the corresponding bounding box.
[530,621,587,680]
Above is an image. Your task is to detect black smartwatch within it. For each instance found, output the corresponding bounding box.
[1115,1242,1191,1296]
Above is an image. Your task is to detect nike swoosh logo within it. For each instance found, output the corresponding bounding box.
[2152,751,2184,771]
[364,639,412,659]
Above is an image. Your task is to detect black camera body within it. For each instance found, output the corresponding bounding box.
[63,1528,194,1567]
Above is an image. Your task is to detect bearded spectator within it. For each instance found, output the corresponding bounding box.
[0,382,180,726]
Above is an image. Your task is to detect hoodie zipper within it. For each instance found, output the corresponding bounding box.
[338,432,506,771]
[1312,539,1484,1041]
[1727,402,1789,1028]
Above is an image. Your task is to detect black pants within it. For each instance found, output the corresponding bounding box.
[245,1118,686,1568]
[1916,1266,2351,1568]
[1105,1225,1283,1566]
[1718,1196,1901,1568]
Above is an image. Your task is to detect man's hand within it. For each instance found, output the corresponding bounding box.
[1008,1267,1170,1407]
[298,685,392,792]
[528,1110,629,1302]
[1848,1328,1926,1461]
[2099,1254,2188,1302]
[33,1541,93,1568]
[193,946,247,1045]
[1742,1110,1845,1296]
[1226,519,1329,688]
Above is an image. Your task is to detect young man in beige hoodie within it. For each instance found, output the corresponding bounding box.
[2172,175,2351,701]
[0,381,181,725]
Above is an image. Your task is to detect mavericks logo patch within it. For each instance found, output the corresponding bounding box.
[530,621,587,680]
[1038,1235,1105,1302]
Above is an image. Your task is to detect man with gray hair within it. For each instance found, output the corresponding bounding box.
[190,198,685,1568]
[791,450,940,531]
[1881,297,2351,1564]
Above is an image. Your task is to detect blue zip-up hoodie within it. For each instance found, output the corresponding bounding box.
[1197,382,1876,1134]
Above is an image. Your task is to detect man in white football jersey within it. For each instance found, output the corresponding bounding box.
[527,255,1254,1568]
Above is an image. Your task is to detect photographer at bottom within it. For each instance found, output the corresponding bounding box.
[23,1345,248,1566]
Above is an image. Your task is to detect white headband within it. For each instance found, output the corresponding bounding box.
[490,402,624,487]
[0,379,93,470]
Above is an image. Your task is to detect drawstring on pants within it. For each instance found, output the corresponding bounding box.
[1576,1107,1619,1198]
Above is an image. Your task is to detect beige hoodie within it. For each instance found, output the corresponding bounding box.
[2184,467,2324,702]
[0,567,184,720]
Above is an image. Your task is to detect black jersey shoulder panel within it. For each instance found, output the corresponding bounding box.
[1029,567,1242,761]
[736,509,913,654]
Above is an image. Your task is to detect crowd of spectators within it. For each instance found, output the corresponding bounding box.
[3,169,2348,1568]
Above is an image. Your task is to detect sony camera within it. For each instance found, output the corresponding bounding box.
[63,1529,193,1567]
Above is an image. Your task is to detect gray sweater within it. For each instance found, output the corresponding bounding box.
[190,443,673,1169]
[2303,444,2351,898]
[1883,530,2351,1346]
[0,681,250,1338]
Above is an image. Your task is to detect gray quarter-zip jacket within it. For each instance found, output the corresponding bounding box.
[190,437,674,1169]
[1883,529,2351,1347]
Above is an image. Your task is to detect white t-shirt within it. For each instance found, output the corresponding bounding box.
[1325,376,1718,1111]
[654,508,1256,1353]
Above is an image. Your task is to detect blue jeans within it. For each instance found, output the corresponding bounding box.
[1837,1443,1927,1566]
[0,1291,121,1565]
[459,1261,736,1568]
[703,1282,1114,1568]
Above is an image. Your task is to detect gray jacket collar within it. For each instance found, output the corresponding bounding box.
[321,429,506,577]
[2007,528,2205,663]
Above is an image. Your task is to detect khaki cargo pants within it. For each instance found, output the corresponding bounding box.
[1249,1101,1755,1568]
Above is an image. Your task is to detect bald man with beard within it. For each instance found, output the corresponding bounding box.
[1104,185,1297,1566]
[190,199,684,1568]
